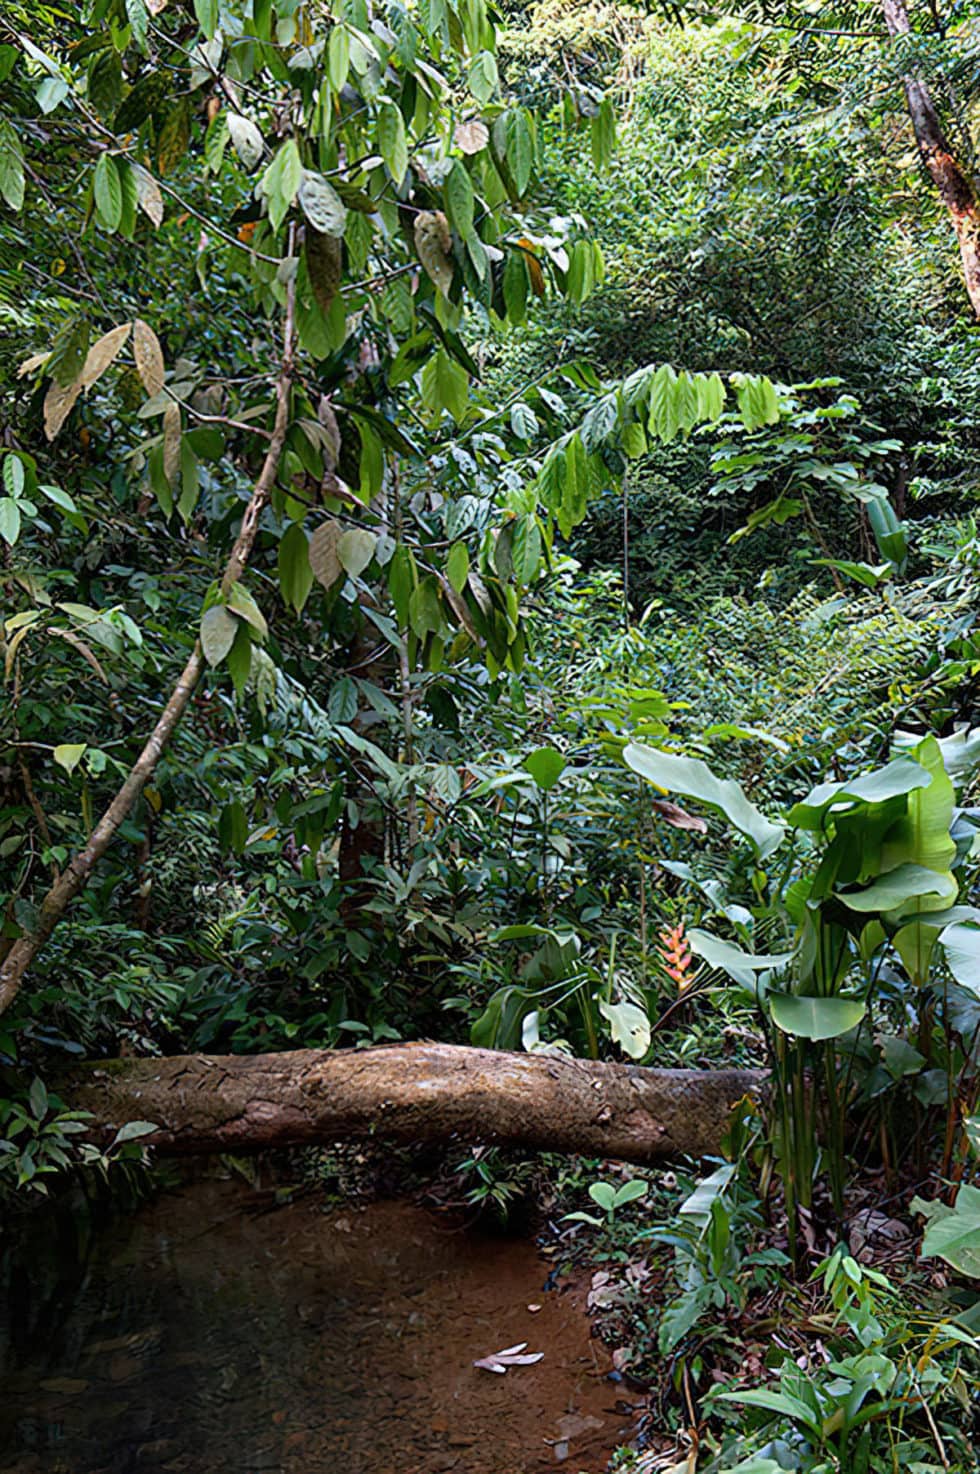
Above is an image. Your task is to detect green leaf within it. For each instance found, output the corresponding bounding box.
[53,743,87,774]
[624,743,784,859]
[718,1387,820,1435]
[337,528,376,578]
[877,736,956,917]
[125,0,148,49]
[614,1179,647,1207]
[200,605,238,667]
[940,921,980,996]
[768,993,866,1041]
[111,1119,159,1145]
[0,118,25,211]
[0,497,21,546]
[278,522,314,614]
[377,100,409,186]
[446,541,469,593]
[687,929,793,988]
[504,109,533,195]
[522,745,566,790]
[786,757,932,830]
[298,171,347,237]
[444,159,474,237]
[598,999,650,1059]
[262,138,303,232]
[421,350,469,423]
[468,50,498,105]
[921,1184,980,1277]
[218,799,247,854]
[226,621,252,696]
[836,862,957,917]
[327,26,350,90]
[193,0,219,38]
[588,1181,617,1212]
[328,675,359,724]
[29,1076,48,1119]
[227,583,268,639]
[93,153,123,231]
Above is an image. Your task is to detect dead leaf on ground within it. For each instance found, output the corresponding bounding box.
[473,1340,544,1374]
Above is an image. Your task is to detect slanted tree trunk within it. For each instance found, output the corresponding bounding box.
[0,281,297,1016]
[884,0,980,317]
[61,1043,766,1164]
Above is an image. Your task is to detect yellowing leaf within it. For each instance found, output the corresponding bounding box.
[414,210,453,296]
[43,378,82,440]
[79,323,132,389]
[309,518,344,588]
[133,318,165,396]
[53,743,87,774]
[162,401,181,485]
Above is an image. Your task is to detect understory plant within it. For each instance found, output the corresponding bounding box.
[626,727,980,1258]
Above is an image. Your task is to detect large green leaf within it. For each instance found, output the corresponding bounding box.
[877,736,955,919]
[836,862,957,917]
[786,757,931,831]
[894,725,980,788]
[624,743,784,858]
[768,993,866,1041]
[687,928,793,989]
[920,1184,980,1277]
[940,920,980,996]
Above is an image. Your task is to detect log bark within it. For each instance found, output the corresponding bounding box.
[60,1043,765,1163]
[884,0,980,318]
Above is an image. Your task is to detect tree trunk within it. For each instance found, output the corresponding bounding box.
[60,1043,765,1164]
[884,0,980,317]
[0,279,297,1015]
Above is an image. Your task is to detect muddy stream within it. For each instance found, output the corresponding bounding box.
[0,1180,633,1473]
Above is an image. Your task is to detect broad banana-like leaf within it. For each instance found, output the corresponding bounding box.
[878,737,955,908]
[624,743,784,858]
[786,756,930,831]
[940,920,980,996]
[768,993,866,1041]
[837,862,957,917]
[895,725,980,788]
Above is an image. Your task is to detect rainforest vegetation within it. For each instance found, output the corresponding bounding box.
[5,0,980,1468]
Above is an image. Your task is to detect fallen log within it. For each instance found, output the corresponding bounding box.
[62,1043,765,1163]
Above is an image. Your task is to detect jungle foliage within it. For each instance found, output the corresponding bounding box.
[5,0,980,1467]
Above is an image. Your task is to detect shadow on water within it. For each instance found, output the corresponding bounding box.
[0,1179,631,1473]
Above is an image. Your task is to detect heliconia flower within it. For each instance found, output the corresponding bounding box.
[657,921,695,991]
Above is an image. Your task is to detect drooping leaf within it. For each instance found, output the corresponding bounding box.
[133,318,165,396]
[786,757,931,830]
[598,999,650,1060]
[278,522,314,613]
[200,605,238,667]
[768,993,866,1041]
[53,743,87,774]
[337,528,376,578]
[837,862,957,917]
[310,518,344,588]
[298,171,347,236]
[624,743,784,859]
[522,746,566,791]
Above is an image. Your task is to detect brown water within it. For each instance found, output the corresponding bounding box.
[0,1181,632,1474]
